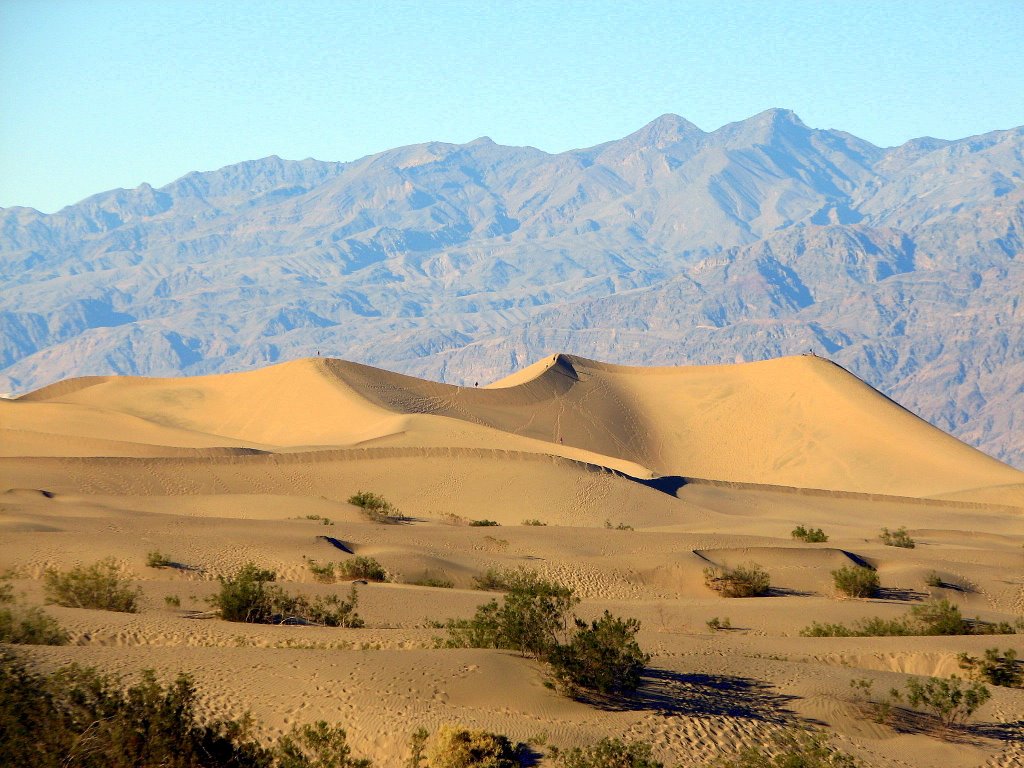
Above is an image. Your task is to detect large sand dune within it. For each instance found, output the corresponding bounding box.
[1,355,1022,767]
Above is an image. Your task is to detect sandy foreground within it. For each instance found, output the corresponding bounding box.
[1,353,1022,767]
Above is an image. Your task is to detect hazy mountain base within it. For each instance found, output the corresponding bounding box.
[1,110,1022,466]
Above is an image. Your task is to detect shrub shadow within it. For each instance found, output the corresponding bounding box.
[577,668,807,724]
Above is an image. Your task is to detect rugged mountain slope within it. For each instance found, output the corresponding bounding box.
[1,110,1021,466]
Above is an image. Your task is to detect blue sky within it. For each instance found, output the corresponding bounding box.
[2,0,1023,213]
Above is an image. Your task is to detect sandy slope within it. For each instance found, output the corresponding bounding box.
[2,354,1023,767]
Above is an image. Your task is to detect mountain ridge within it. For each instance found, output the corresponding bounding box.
[2,109,1022,466]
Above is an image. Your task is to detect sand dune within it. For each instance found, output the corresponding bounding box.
[2,354,1023,767]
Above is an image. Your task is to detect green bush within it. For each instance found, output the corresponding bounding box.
[832,565,879,598]
[791,525,828,543]
[0,650,374,767]
[0,604,68,645]
[550,737,662,768]
[706,617,732,632]
[410,575,455,589]
[44,558,141,613]
[274,721,372,768]
[924,571,944,588]
[703,564,770,598]
[895,675,990,728]
[549,611,649,696]
[958,648,1022,688]
[146,550,173,568]
[211,563,363,627]
[468,519,499,527]
[426,725,521,768]
[472,567,569,596]
[800,599,1014,637]
[307,559,338,583]
[711,729,858,767]
[337,557,388,582]
[348,491,403,524]
[522,519,547,526]
[879,526,915,548]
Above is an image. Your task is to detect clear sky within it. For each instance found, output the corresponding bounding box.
[2,0,1023,213]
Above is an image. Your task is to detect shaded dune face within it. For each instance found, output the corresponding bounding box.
[3,353,1021,499]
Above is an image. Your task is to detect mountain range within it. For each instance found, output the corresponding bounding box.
[2,108,1021,466]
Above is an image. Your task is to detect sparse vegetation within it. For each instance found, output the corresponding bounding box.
[44,558,141,613]
[146,550,173,568]
[410,575,455,589]
[426,725,523,768]
[0,650,375,767]
[831,565,879,598]
[550,737,663,768]
[958,647,1022,688]
[210,562,363,627]
[706,616,732,632]
[472,567,565,595]
[604,520,633,531]
[703,564,771,598]
[522,519,547,526]
[924,571,944,588]
[337,557,388,582]
[307,558,338,583]
[791,525,828,543]
[892,675,991,730]
[468,519,499,527]
[296,514,333,526]
[710,728,859,767]
[348,491,404,524]
[0,600,68,645]
[879,526,915,548]
[164,594,182,608]
[801,598,1016,637]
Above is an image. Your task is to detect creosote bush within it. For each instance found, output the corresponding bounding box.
[549,612,649,697]
[879,526,915,548]
[0,580,68,645]
[426,725,522,768]
[0,650,374,768]
[307,557,388,583]
[710,729,859,767]
[550,737,663,768]
[958,647,1022,688]
[146,550,173,568]
[211,562,363,627]
[522,519,547,526]
[831,565,879,598]
[348,491,404,524]
[791,525,828,543]
[468,519,499,527]
[703,564,771,598]
[44,558,141,613]
[893,675,991,729]
[801,598,1016,637]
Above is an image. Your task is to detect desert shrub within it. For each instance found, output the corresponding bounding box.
[165,594,182,608]
[468,519,499,527]
[44,558,141,613]
[909,599,970,635]
[958,648,1022,688]
[307,559,338,583]
[549,611,649,696]
[0,651,273,768]
[711,729,859,767]
[831,565,879,598]
[894,675,991,729]
[522,519,547,526]
[879,526,915,548]
[550,737,662,768]
[801,616,913,637]
[706,617,732,632]
[427,725,521,768]
[703,564,771,598]
[791,525,828,543]
[146,550,173,568]
[0,603,68,645]
[0,650,377,767]
[348,491,403,524]
[446,576,579,659]
[472,567,569,596]
[274,721,372,768]
[924,571,944,588]
[411,575,455,589]
[211,563,363,627]
[604,520,633,531]
[337,556,388,582]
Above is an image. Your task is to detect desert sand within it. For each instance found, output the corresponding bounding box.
[1,353,1022,767]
